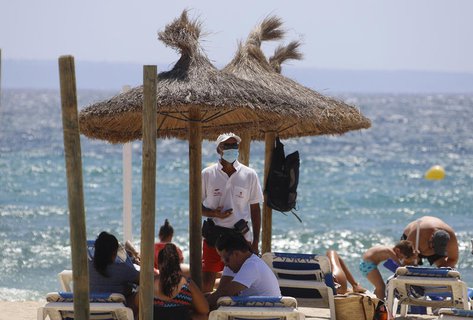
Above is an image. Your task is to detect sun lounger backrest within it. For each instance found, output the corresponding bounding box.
[217,296,297,308]
[263,252,336,295]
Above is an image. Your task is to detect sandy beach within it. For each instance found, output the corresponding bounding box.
[0,301,43,320]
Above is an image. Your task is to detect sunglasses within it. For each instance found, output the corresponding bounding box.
[222,143,239,150]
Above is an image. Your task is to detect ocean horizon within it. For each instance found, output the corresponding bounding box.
[1,89,472,301]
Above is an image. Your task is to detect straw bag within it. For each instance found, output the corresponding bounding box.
[334,292,380,320]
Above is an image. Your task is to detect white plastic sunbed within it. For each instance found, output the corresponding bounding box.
[262,252,336,320]
[386,266,470,318]
[37,292,134,320]
[209,295,304,320]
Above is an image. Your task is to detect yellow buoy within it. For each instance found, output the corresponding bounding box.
[425,165,445,180]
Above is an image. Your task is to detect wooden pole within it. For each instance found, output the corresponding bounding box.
[189,105,203,288]
[58,55,89,320]
[139,65,157,320]
[122,85,133,243]
[238,131,251,166]
[262,131,276,254]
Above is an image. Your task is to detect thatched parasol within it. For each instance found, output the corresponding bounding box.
[222,16,371,139]
[222,16,371,253]
[79,11,308,144]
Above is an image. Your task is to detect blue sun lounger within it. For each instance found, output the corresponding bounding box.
[262,252,336,320]
[386,266,470,318]
[37,292,134,320]
[209,296,304,320]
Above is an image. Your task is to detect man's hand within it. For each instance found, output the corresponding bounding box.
[213,206,233,219]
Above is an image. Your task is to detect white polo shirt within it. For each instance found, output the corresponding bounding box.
[202,160,263,241]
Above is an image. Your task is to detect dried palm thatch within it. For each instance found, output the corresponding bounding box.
[223,16,371,139]
[79,11,306,143]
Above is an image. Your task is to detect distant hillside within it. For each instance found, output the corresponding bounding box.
[2,59,473,93]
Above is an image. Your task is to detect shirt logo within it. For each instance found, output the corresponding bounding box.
[213,189,222,197]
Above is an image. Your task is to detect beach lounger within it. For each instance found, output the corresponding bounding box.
[262,252,336,320]
[37,292,134,320]
[58,270,73,292]
[209,295,304,320]
[386,266,470,318]
[438,308,473,319]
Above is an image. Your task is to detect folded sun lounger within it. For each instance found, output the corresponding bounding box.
[209,295,304,320]
[385,266,470,318]
[37,292,134,320]
[262,252,336,320]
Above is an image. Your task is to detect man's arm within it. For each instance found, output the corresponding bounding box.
[206,275,247,310]
[250,203,261,254]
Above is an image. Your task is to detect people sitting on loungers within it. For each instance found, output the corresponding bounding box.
[360,240,414,299]
[89,231,140,314]
[326,249,366,294]
[206,233,280,310]
[154,243,209,320]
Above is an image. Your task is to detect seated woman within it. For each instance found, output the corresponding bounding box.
[326,250,366,294]
[89,231,139,313]
[154,243,209,320]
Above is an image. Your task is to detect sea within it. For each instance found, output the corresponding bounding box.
[1,89,472,301]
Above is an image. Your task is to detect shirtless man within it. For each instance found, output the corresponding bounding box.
[401,216,458,268]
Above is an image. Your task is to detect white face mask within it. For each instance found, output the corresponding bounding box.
[222,149,239,163]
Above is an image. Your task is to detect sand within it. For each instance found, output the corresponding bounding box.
[0,301,44,320]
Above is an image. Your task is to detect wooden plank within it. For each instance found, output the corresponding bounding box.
[189,105,203,288]
[238,131,251,166]
[262,131,276,254]
[58,55,89,320]
[139,65,157,320]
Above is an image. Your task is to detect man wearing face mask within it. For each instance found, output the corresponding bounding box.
[201,133,263,292]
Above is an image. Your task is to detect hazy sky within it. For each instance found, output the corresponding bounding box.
[1,0,473,73]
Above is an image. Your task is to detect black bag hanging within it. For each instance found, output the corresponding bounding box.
[264,136,301,222]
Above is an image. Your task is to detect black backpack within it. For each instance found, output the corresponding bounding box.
[265,136,301,222]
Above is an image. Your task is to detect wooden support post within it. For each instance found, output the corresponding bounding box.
[189,105,203,288]
[122,85,133,243]
[139,65,157,320]
[262,131,276,254]
[238,131,251,166]
[58,55,89,320]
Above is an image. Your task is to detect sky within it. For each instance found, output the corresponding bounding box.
[1,0,473,74]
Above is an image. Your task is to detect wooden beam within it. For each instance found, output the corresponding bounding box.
[238,131,251,166]
[189,105,203,288]
[58,55,89,320]
[139,65,157,320]
[262,131,276,254]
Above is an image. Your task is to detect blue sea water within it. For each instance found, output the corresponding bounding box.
[1,89,472,301]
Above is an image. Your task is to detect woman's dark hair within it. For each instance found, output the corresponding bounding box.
[159,219,174,241]
[93,231,119,277]
[158,243,182,297]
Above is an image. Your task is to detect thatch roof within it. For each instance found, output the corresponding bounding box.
[222,16,371,139]
[79,11,306,143]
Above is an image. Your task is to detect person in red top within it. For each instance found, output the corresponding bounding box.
[154,219,189,276]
